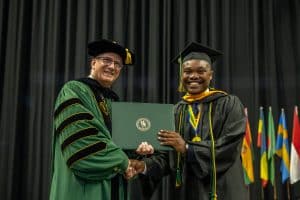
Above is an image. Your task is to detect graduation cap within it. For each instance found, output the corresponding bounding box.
[173,42,222,65]
[173,42,222,92]
[87,39,135,65]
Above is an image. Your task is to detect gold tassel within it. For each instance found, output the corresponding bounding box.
[177,56,186,92]
[125,48,132,65]
[178,82,185,93]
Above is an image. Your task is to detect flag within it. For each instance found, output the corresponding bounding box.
[290,106,300,184]
[267,107,276,186]
[275,108,290,183]
[241,108,254,184]
[257,107,268,187]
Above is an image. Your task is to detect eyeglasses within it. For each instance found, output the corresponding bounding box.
[95,56,123,69]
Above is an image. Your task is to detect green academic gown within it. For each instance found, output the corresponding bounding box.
[49,79,129,200]
[141,92,248,200]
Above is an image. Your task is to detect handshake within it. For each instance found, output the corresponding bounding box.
[124,142,154,180]
[123,130,186,179]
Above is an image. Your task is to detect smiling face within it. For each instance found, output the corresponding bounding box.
[89,52,123,88]
[181,59,213,94]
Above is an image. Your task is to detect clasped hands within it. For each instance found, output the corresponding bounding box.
[124,130,186,180]
[124,142,153,179]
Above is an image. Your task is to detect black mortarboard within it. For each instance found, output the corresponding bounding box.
[173,42,222,65]
[87,39,135,65]
[173,42,222,92]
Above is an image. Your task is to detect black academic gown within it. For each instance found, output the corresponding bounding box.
[140,92,248,200]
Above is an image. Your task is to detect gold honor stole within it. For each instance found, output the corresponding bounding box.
[183,89,227,142]
[182,89,227,103]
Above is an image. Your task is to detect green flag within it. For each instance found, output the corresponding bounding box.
[267,107,276,186]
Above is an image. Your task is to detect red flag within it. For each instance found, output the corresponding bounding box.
[241,108,254,184]
[290,106,300,184]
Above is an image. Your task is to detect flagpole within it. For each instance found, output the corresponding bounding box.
[273,157,277,200]
[261,185,264,200]
[247,185,250,200]
[287,180,290,200]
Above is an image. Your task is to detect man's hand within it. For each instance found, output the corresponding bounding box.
[124,160,136,180]
[124,159,146,179]
[136,141,154,155]
[158,130,186,153]
[129,159,146,174]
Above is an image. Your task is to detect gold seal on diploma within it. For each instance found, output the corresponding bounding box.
[136,118,151,132]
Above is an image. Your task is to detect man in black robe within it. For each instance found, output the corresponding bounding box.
[130,42,248,200]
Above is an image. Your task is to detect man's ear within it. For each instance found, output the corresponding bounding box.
[210,70,214,80]
[90,59,96,70]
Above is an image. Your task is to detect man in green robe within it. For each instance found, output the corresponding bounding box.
[130,42,248,200]
[49,39,135,200]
